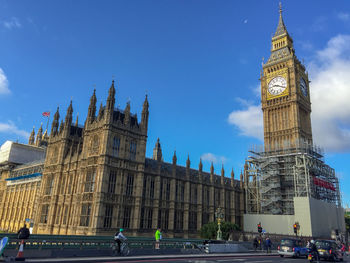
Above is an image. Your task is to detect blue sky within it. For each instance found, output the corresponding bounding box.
[1,0,350,205]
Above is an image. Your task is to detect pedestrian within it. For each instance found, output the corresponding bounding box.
[258,238,262,250]
[253,237,258,251]
[17,223,30,248]
[155,228,162,249]
[265,237,272,253]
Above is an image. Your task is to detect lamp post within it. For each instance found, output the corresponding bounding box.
[215,208,224,240]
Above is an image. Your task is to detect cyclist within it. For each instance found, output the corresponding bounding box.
[114,228,127,255]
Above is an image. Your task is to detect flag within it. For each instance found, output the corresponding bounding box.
[42,111,50,117]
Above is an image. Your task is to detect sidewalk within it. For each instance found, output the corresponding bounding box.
[22,251,279,262]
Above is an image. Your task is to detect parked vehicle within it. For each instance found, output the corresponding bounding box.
[277,238,308,258]
[315,240,344,261]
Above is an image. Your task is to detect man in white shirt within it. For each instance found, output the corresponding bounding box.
[114,228,127,254]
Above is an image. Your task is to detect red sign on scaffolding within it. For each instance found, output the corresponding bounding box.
[312,176,336,191]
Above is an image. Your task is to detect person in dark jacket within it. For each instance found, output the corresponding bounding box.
[17,223,30,248]
[253,237,259,251]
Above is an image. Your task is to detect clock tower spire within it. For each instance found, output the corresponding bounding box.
[261,3,312,152]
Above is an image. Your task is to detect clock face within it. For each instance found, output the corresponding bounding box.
[268,76,287,96]
[300,77,307,96]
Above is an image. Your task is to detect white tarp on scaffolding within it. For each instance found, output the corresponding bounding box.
[244,196,345,237]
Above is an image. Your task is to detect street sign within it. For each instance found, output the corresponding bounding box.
[0,237,9,256]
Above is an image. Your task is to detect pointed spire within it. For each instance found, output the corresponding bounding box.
[240,170,244,188]
[75,113,79,127]
[42,129,49,140]
[231,168,235,187]
[274,2,288,37]
[186,154,190,168]
[221,165,225,185]
[28,127,35,145]
[106,80,116,111]
[153,138,162,161]
[141,95,149,133]
[51,106,60,136]
[124,101,130,126]
[35,123,43,146]
[172,150,177,165]
[65,100,73,127]
[210,162,214,174]
[88,89,97,122]
[198,158,203,172]
[59,119,64,133]
[98,102,104,120]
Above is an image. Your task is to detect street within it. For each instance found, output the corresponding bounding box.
[26,254,349,263]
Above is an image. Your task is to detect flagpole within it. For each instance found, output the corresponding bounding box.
[46,113,50,132]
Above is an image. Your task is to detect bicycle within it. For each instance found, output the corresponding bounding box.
[112,240,130,256]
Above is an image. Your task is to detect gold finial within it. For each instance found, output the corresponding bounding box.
[279,2,282,15]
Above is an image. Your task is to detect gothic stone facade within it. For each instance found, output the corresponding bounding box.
[27,81,244,237]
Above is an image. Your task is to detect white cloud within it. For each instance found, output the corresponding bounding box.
[0,68,10,94]
[201,153,227,164]
[227,34,350,153]
[243,19,248,24]
[2,17,21,29]
[309,34,350,152]
[228,103,263,140]
[337,12,350,22]
[0,121,30,138]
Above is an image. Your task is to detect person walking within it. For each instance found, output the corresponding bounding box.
[17,223,30,248]
[253,237,258,252]
[114,228,127,255]
[155,228,162,249]
[265,237,272,253]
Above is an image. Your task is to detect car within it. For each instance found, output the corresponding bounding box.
[315,239,344,261]
[278,238,308,258]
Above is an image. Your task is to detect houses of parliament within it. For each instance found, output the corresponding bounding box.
[0,81,244,237]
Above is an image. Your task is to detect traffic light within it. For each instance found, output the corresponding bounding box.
[258,223,262,233]
[293,223,298,234]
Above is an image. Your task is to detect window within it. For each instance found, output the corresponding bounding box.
[84,169,96,193]
[158,209,169,230]
[55,206,61,224]
[122,206,131,228]
[108,170,117,194]
[103,204,113,228]
[174,210,183,230]
[129,141,137,160]
[91,135,99,154]
[62,205,69,225]
[80,203,92,227]
[140,207,153,229]
[143,176,155,199]
[112,137,120,157]
[125,174,134,196]
[44,175,54,195]
[40,204,50,223]
[189,211,197,230]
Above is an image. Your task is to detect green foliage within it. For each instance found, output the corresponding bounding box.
[200,221,240,240]
[345,214,350,232]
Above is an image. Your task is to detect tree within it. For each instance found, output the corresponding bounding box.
[200,221,240,240]
[345,213,350,232]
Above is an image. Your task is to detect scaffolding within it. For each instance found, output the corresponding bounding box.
[245,144,341,215]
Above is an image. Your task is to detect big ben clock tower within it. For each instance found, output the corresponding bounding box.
[261,4,312,151]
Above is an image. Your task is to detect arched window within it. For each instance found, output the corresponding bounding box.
[91,135,99,154]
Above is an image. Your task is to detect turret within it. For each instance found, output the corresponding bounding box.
[152,138,162,162]
[221,165,225,185]
[141,95,149,133]
[198,158,203,172]
[64,100,73,131]
[98,102,104,120]
[106,80,115,112]
[124,101,130,126]
[35,123,43,146]
[87,89,97,123]
[240,170,244,188]
[172,150,177,165]
[186,155,190,169]
[210,162,214,183]
[51,107,60,136]
[231,168,235,187]
[28,127,35,145]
